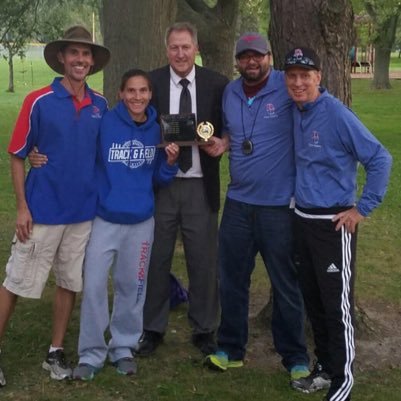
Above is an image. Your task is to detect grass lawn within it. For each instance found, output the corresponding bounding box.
[0,56,400,400]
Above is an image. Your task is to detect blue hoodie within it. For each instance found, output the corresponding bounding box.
[96,101,178,224]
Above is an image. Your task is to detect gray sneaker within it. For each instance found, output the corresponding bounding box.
[0,366,6,387]
[72,363,99,381]
[42,350,72,380]
[291,362,331,393]
[113,357,137,376]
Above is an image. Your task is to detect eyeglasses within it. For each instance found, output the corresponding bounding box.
[237,52,267,63]
[285,56,316,67]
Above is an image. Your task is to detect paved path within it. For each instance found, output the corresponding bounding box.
[351,71,401,79]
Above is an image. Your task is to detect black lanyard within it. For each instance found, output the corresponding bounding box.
[240,96,263,155]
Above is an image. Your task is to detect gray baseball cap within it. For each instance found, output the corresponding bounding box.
[235,32,271,57]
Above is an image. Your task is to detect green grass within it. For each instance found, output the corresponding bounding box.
[0,56,401,400]
[389,51,401,71]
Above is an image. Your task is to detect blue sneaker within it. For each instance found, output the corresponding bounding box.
[72,363,100,381]
[290,364,310,380]
[291,362,331,393]
[113,357,137,376]
[204,351,244,372]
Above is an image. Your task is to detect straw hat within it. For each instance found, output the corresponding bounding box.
[44,25,110,75]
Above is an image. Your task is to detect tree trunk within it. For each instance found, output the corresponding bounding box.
[102,0,177,105]
[372,46,392,89]
[269,0,354,105]
[369,14,399,90]
[7,50,14,93]
[178,0,239,78]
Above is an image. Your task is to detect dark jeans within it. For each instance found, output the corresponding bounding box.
[217,197,309,370]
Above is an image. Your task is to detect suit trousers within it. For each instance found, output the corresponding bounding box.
[143,177,219,335]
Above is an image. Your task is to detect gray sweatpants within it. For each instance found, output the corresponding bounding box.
[78,216,154,368]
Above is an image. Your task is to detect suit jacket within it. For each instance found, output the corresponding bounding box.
[150,64,229,212]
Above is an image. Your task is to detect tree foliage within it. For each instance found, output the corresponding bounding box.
[0,0,41,91]
[238,0,269,35]
[0,0,100,92]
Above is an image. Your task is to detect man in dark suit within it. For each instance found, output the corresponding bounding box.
[137,22,228,356]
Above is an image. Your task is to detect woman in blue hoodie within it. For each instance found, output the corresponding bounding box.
[73,69,179,380]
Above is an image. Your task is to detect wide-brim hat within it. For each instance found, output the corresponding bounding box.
[44,25,110,75]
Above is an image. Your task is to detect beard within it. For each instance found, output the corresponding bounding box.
[239,65,269,84]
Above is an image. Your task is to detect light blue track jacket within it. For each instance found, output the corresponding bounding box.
[293,89,392,216]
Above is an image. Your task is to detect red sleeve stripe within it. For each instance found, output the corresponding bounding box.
[8,86,53,155]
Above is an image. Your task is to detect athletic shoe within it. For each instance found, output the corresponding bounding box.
[291,361,331,393]
[113,357,137,376]
[203,350,244,372]
[42,349,72,380]
[290,364,310,381]
[0,366,6,387]
[72,363,99,381]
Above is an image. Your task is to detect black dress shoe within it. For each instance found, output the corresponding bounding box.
[191,332,217,355]
[135,330,164,357]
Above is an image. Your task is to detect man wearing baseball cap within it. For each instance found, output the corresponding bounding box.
[285,47,392,401]
[203,33,310,385]
[0,25,110,385]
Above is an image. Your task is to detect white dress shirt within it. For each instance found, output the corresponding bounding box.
[169,66,203,178]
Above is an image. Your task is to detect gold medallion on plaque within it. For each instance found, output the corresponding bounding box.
[196,121,214,142]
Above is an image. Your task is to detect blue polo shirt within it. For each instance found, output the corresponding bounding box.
[222,69,295,206]
[8,77,107,224]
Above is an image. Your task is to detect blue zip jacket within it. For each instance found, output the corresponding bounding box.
[222,69,295,206]
[293,89,392,216]
[96,101,178,224]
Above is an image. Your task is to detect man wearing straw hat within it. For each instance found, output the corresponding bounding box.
[0,26,110,386]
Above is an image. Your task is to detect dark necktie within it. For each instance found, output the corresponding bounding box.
[178,78,192,173]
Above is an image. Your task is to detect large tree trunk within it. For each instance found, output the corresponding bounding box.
[269,0,354,105]
[177,0,239,78]
[102,0,177,105]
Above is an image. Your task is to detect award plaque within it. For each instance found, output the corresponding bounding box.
[196,121,214,144]
[159,113,197,147]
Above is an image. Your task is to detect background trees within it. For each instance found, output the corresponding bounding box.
[0,0,100,92]
[0,0,41,92]
[101,0,176,103]
[269,0,354,105]
[177,0,240,79]
[364,0,401,89]
[1,0,400,96]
